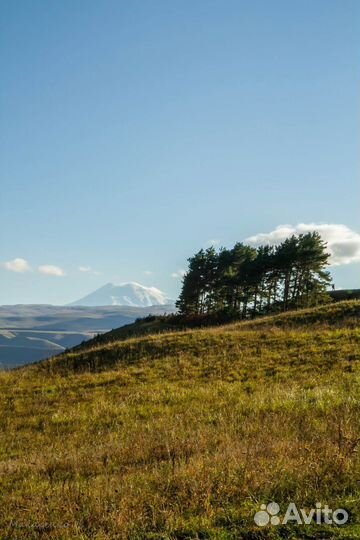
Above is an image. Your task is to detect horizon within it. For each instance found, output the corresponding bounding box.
[1,1,360,305]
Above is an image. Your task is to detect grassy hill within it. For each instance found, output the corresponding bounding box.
[0,304,174,368]
[69,298,360,357]
[1,301,360,539]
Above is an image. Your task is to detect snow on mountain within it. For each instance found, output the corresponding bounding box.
[69,282,174,307]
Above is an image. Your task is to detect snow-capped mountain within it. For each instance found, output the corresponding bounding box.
[69,282,174,307]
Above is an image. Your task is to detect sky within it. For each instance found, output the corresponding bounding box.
[1,0,360,305]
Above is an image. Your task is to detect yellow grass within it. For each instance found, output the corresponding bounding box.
[1,301,360,539]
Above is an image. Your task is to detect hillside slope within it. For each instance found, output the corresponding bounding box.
[1,301,360,539]
[50,299,360,366]
[0,304,174,368]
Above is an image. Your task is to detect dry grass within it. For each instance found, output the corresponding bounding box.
[0,301,360,539]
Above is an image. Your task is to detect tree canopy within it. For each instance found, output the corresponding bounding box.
[176,232,332,318]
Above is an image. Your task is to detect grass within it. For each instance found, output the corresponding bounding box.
[72,298,360,354]
[0,300,360,539]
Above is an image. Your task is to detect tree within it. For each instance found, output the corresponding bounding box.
[177,232,332,317]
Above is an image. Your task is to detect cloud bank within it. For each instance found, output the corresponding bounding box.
[38,265,65,276]
[246,223,360,266]
[1,258,31,273]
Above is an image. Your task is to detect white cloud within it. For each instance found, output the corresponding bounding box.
[171,269,186,279]
[38,265,65,276]
[246,223,360,266]
[144,270,153,276]
[1,258,31,273]
[78,266,101,275]
[206,239,220,246]
[78,266,91,272]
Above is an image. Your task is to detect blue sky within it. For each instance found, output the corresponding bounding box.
[1,0,360,304]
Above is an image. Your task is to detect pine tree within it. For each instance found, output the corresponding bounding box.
[177,232,332,317]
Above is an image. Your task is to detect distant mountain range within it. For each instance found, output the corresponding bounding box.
[70,282,174,307]
[0,301,174,369]
[0,282,176,368]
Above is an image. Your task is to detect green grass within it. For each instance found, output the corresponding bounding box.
[0,300,360,539]
[72,298,360,354]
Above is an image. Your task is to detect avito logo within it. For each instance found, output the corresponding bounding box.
[254,501,348,527]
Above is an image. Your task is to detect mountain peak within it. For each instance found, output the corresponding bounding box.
[69,282,173,307]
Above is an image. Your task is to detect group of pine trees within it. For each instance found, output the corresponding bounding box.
[176,232,332,318]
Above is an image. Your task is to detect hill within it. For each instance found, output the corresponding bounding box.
[65,297,360,355]
[329,288,360,302]
[0,304,174,368]
[0,300,360,539]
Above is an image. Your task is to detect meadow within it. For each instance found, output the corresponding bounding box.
[1,301,360,539]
